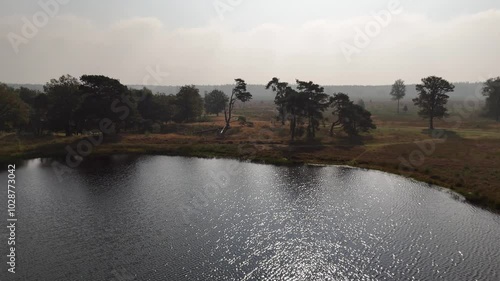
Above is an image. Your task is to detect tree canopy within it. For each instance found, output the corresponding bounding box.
[390,79,406,113]
[329,93,376,137]
[77,75,133,135]
[0,83,29,131]
[413,76,455,130]
[483,77,500,121]
[204,89,228,116]
[267,78,377,141]
[174,85,203,123]
[266,77,289,125]
[296,80,331,139]
[44,75,81,136]
[0,75,218,136]
[342,104,376,136]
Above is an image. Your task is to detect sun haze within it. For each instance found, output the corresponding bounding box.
[1,0,499,85]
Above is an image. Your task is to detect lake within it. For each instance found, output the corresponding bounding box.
[1,155,499,280]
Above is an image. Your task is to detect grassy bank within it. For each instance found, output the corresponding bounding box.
[1,103,500,213]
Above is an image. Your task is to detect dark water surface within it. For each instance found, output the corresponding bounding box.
[1,155,499,280]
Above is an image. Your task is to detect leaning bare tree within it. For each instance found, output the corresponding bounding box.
[221,78,252,135]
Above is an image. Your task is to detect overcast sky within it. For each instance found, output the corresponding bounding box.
[1,0,499,85]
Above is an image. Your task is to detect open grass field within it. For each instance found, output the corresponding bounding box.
[1,101,500,212]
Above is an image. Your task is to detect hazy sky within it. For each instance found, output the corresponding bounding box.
[1,0,499,85]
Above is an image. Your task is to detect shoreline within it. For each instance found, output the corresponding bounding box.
[2,138,498,214]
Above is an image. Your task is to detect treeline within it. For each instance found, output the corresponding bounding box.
[124,82,490,101]
[388,76,500,127]
[266,78,376,140]
[0,74,376,141]
[0,75,249,136]
[2,74,498,141]
[10,82,486,102]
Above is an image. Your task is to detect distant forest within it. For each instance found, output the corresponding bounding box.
[8,82,484,101]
